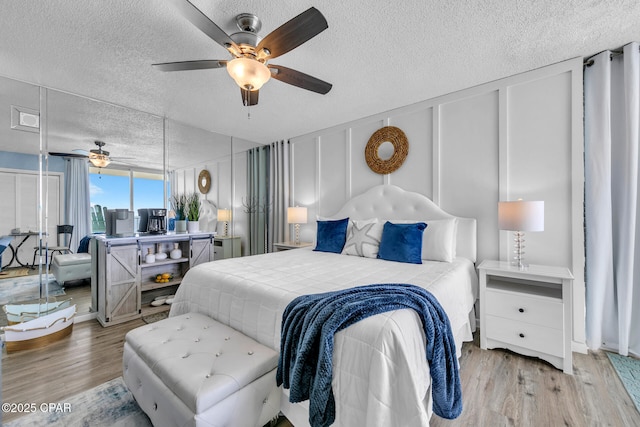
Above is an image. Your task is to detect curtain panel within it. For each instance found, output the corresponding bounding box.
[245,141,291,254]
[585,42,640,357]
[64,158,91,252]
[269,140,291,252]
[246,146,270,255]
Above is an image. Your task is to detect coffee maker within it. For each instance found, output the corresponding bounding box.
[105,209,135,237]
[138,208,167,234]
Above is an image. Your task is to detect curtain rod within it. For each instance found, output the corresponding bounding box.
[584,46,638,67]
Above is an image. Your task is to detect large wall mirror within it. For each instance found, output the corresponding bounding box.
[0,75,54,329]
[0,73,257,329]
[166,120,262,260]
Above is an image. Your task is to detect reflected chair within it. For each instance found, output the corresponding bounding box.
[31,225,74,267]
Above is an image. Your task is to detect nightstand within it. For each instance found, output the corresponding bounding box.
[273,241,312,251]
[213,236,241,260]
[478,260,574,374]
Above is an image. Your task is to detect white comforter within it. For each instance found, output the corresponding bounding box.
[170,248,478,427]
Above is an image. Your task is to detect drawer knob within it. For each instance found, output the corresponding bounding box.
[518,308,525,313]
[519,333,525,338]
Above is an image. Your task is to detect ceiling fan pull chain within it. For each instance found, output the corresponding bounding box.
[246,90,251,120]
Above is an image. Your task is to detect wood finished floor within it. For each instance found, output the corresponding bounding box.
[2,319,638,426]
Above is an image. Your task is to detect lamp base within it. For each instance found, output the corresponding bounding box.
[294,224,300,246]
[512,231,527,270]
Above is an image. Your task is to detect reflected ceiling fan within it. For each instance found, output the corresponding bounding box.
[49,141,131,168]
[153,0,332,106]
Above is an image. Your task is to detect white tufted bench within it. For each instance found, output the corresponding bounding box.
[123,312,281,427]
[50,253,91,285]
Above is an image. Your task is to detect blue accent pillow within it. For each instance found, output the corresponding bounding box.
[314,218,349,253]
[377,221,427,264]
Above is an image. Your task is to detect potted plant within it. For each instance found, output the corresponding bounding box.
[186,192,201,233]
[170,193,187,233]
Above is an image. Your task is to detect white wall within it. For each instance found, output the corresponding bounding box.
[290,58,586,351]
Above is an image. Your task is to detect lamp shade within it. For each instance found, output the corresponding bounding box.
[498,200,544,231]
[226,58,271,90]
[287,207,307,224]
[217,209,232,222]
[89,153,111,168]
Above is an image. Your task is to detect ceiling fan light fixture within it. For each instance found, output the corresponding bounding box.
[226,57,271,90]
[89,153,111,168]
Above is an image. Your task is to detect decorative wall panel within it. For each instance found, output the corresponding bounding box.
[290,57,585,350]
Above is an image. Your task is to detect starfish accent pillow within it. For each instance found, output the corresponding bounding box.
[342,219,384,258]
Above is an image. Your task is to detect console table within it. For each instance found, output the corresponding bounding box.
[93,232,215,326]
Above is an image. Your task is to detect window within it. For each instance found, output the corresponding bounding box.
[89,167,166,233]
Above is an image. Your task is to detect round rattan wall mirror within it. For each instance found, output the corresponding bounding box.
[365,126,409,174]
[198,169,211,194]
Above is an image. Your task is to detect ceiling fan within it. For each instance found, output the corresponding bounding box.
[49,141,128,168]
[153,0,332,106]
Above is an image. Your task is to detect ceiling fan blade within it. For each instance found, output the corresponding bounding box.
[109,159,140,167]
[166,0,240,55]
[240,88,259,106]
[256,7,328,60]
[268,64,332,94]
[153,60,227,72]
[49,152,88,158]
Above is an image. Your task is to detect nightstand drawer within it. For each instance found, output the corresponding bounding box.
[485,289,563,329]
[485,315,564,357]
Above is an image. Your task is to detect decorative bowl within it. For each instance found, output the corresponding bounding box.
[154,273,173,283]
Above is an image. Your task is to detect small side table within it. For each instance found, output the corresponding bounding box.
[213,236,241,260]
[478,260,574,374]
[273,241,312,252]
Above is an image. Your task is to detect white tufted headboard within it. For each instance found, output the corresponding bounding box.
[331,185,477,262]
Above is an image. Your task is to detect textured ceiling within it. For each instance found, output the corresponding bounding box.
[1,0,640,166]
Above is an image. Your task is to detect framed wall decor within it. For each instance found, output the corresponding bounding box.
[198,169,211,194]
[365,126,409,174]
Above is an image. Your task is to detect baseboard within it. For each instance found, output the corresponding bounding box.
[572,340,588,354]
[75,311,98,323]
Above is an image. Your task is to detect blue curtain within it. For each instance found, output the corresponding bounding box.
[65,158,91,252]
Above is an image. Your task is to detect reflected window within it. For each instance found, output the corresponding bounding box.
[89,167,165,233]
[133,171,165,213]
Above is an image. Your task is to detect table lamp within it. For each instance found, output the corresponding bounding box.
[287,206,307,245]
[217,209,231,237]
[498,200,544,269]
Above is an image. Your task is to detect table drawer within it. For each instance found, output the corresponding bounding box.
[485,289,563,329]
[485,315,564,357]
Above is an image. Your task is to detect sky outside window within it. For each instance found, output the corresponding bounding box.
[90,168,165,215]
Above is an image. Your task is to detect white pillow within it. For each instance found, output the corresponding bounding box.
[391,218,457,262]
[422,219,457,262]
[342,218,384,258]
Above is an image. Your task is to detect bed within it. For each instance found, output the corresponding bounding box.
[170,184,478,426]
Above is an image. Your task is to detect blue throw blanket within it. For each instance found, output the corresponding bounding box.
[276,283,462,427]
[77,235,92,253]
